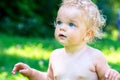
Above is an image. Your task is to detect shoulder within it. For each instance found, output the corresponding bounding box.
[87,46,107,64]
[88,46,105,58]
[49,48,65,66]
[50,48,64,59]
[51,48,64,55]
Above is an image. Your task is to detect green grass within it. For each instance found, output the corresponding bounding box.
[0,33,120,80]
[0,33,62,80]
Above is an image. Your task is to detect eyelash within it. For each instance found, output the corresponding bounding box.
[56,21,62,25]
[69,23,75,27]
[56,21,76,27]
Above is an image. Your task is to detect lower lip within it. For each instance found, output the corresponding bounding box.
[59,35,66,39]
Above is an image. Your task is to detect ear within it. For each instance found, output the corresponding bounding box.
[84,29,94,41]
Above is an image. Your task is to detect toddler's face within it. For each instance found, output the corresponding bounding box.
[54,6,88,46]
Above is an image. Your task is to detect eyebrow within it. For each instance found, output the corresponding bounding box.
[56,17,78,25]
[69,19,78,24]
[56,17,61,20]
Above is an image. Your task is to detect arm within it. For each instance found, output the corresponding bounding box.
[12,62,48,80]
[12,51,55,80]
[28,68,48,80]
[94,52,120,80]
[95,52,109,80]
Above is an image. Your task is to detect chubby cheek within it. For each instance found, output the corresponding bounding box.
[68,33,78,41]
[68,31,84,42]
[54,29,58,39]
[68,29,79,38]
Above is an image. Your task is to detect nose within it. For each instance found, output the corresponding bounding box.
[59,24,67,31]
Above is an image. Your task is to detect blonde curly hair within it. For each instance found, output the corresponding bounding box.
[60,0,106,41]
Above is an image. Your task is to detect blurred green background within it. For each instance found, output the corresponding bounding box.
[0,0,120,80]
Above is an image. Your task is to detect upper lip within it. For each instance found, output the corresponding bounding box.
[58,33,67,38]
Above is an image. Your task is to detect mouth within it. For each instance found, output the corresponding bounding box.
[58,34,67,39]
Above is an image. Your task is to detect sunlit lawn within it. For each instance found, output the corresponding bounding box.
[0,30,120,80]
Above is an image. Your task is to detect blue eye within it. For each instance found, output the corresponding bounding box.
[69,23,75,27]
[57,21,62,25]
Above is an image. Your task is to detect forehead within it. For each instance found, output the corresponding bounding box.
[57,6,85,20]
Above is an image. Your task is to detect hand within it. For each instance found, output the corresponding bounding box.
[105,69,120,80]
[12,62,32,77]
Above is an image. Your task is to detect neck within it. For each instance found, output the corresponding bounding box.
[64,43,87,54]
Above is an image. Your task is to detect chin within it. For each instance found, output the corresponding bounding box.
[58,41,66,46]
